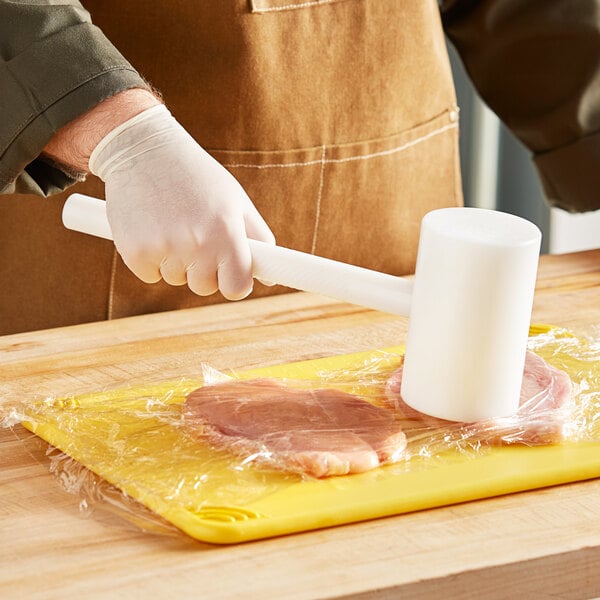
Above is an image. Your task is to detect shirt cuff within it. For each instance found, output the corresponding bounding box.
[534,130,600,213]
[0,21,149,196]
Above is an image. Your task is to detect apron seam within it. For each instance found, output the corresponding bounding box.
[107,249,118,320]
[251,0,352,13]
[219,122,458,169]
[310,144,327,254]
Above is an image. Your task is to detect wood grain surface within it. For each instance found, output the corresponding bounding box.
[1,249,600,600]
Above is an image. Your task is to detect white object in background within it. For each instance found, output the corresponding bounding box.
[63,195,541,423]
[467,97,501,211]
[401,208,541,422]
[549,207,600,254]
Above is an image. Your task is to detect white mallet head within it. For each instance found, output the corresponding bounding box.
[401,207,541,422]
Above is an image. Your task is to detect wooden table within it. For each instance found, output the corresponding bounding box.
[1,250,600,600]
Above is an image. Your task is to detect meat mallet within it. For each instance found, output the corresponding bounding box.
[63,194,541,422]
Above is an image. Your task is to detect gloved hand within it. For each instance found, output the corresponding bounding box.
[89,104,275,300]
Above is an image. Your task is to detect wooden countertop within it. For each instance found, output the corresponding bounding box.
[1,250,600,599]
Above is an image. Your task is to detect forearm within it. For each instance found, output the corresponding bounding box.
[440,0,600,212]
[0,0,153,195]
[42,88,162,173]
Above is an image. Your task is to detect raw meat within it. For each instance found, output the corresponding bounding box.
[183,379,407,478]
[384,350,573,445]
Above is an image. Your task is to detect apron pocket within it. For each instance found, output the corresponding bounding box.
[208,108,461,275]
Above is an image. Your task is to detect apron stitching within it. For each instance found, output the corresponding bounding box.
[310,145,327,254]
[220,122,457,169]
[252,0,350,13]
[107,249,118,320]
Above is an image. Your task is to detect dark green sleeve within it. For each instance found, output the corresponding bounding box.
[0,0,149,196]
[440,0,600,213]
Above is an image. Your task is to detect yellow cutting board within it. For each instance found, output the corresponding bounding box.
[21,325,600,544]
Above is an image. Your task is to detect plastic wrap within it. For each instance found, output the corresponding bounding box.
[2,325,599,541]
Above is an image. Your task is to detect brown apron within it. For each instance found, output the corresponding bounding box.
[1,0,461,335]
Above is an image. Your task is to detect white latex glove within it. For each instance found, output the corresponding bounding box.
[89,104,275,300]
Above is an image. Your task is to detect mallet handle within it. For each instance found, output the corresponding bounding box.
[63,194,413,316]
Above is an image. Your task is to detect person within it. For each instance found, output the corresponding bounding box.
[1,0,598,335]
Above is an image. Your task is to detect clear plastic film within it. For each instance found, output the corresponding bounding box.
[2,325,599,540]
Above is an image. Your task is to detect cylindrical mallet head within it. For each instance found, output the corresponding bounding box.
[401,207,542,422]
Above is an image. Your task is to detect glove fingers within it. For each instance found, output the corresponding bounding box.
[186,255,219,296]
[217,227,254,301]
[159,256,188,286]
[243,210,277,286]
[116,244,162,284]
